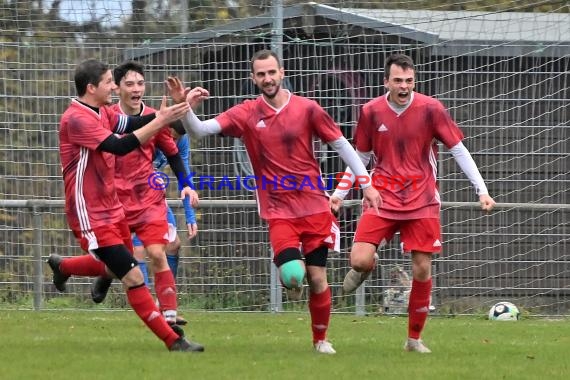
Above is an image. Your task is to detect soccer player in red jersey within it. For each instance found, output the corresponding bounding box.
[49,59,203,352]
[89,61,196,328]
[330,53,496,353]
[167,49,381,354]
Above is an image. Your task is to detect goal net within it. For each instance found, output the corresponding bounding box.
[0,0,568,316]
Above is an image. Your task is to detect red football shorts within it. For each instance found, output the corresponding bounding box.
[268,211,340,256]
[74,219,133,253]
[125,200,168,229]
[354,214,442,254]
[130,219,169,247]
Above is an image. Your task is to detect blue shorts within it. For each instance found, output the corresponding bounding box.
[132,206,177,247]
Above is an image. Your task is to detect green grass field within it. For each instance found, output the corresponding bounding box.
[0,311,567,380]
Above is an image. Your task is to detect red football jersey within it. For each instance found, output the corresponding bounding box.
[216,93,343,220]
[355,92,464,219]
[111,102,178,225]
[59,99,126,232]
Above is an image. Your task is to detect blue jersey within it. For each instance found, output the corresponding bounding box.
[154,135,196,225]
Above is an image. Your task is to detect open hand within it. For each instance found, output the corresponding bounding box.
[156,96,189,124]
[166,76,190,104]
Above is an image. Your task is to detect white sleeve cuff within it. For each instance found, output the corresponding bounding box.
[450,141,489,195]
[182,110,221,138]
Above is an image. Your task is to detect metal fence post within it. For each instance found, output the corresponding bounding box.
[32,206,43,310]
[269,248,282,313]
[355,282,366,316]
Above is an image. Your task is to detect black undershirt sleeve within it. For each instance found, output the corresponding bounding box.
[166,153,190,187]
[122,113,156,132]
[97,134,141,155]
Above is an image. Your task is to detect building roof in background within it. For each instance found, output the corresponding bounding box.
[125,3,570,60]
[346,8,570,42]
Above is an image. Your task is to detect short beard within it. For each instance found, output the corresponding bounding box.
[262,83,281,99]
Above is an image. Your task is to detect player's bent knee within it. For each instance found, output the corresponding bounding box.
[93,244,139,280]
[350,245,377,271]
[274,248,305,289]
[352,257,374,272]
[279,260,306,289]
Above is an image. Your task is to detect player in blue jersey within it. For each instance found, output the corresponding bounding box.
[132,120,197,325]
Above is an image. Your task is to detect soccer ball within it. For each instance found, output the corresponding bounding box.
[488,301,520,321]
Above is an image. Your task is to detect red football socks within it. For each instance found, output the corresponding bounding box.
[60,254,106,277]
[407,278,432,339]
[127,285,179,348]
[309,287,331,343]
[154,269,177,312]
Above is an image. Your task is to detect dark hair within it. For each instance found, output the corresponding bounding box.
[384,53,415,79]
[170,119,186,136]
[113,61,145,86]
[74,59,110,97]
[250,49,282,72]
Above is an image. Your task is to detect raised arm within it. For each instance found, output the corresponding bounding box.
[112,113,156,134]
[99,97,189,155]
[166,76,221,138]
